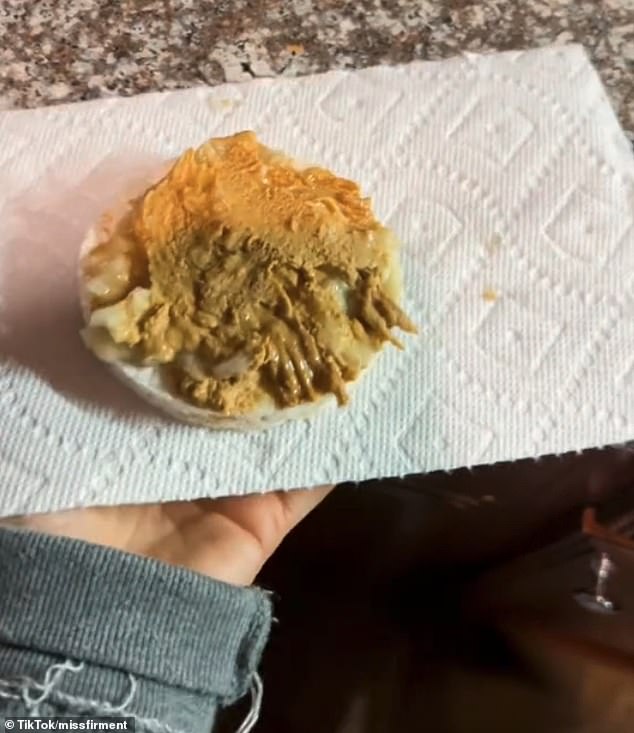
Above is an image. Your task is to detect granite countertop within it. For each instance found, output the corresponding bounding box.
[0,0,633,141]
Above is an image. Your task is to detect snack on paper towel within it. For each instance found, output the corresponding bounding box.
[79,131,416,430]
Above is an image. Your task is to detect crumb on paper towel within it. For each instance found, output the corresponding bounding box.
[485,233,503,254]
[482,289,499,302]
[287,43,305,55]
[208,97,242,112]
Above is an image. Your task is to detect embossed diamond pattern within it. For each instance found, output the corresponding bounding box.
[448,99,535,167]
[544,187,632,267]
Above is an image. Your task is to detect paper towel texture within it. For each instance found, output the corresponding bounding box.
[1,44,633,516]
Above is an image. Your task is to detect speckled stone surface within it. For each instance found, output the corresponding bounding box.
[1,0,633,140]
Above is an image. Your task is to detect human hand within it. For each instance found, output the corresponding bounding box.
[1,485,333,586]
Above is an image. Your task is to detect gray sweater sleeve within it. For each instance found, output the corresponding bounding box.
[0,526,273,732]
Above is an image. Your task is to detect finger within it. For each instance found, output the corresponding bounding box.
[276,483,335,532]
[0,505,144,552]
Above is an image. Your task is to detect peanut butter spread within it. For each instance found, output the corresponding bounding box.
[83,131,416,415]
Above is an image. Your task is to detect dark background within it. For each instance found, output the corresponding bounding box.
[220,448,634,732]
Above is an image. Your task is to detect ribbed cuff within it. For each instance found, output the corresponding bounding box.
[0,527,272,698]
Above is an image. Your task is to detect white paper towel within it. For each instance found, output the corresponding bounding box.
[1,44,633,516]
